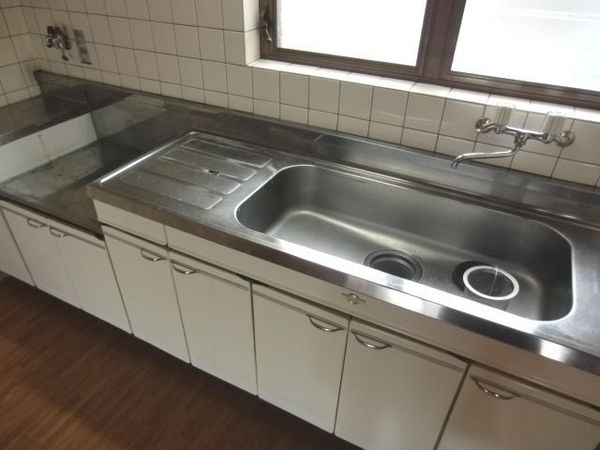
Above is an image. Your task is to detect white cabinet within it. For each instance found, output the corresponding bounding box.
[253,285,349,432]
[3,207,79,307]
[335,320,466,450]
[438,365,600,450]
[170,252,256,394]
[49,221,130,332]
[104,227,189,361]
[0,208,33,284]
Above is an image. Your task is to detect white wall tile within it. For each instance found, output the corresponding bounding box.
[309,77,339,113]
[221,0,243,31]
[156,53,179,83]
[339,81,372,120]
[338,115,369,137]
[371,87,407,127]
[171,0,196,26]
[0,64,26,91]
[228,93,252,112]
[511,151,556,177]
[160,81,181,98]
[108,17,132,47]
[126,0,149,19]
[223,30,244,64]
[179,56,202,88]
[104,0,128,17]
[368,122,402,144]
[130,19,154,51]
[89,14,113,45]
[404,93,444,133]
[252,67,278,102]
[114,47,137,76]
[280,104,307,125]
[4,7,28,35]
[85,0,106,15]
[95,44,117,72]
[402,128,438,152]
[102,71,122,86]
[439,100,485,141]
[281,72,308,108]
[151,22,176,54]
[135,49,158,79]
[65,0,86,12]
[147,0,172,22]
[435,135,475,157]
[120,74,140,89]
[410,83,450,98]
[174,25,200,58]
[196,0,222,28]
[0,37,17,66]
[243,29,259,64]
[202,60,226,92]
[226,64,251,97]
[560,120,600,165]
[253,99,279,119]
[140,77,160,93]
[182,85,204,102]
[204,90,227,107]
[198,27,225,61]
[308,109,337,130]
[553,159,600,186]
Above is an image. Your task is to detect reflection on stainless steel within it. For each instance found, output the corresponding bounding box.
[90,127,600,375]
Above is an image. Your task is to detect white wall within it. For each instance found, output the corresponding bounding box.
[3,0,600,188]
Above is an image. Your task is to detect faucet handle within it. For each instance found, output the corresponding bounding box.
[493,105,514,126]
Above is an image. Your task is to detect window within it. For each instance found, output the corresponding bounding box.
[261,0,600,107]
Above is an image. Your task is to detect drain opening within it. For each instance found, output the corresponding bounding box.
[462,265,519,301]
[365,250,422,281]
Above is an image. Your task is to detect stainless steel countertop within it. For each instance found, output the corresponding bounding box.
[89,115,600,376]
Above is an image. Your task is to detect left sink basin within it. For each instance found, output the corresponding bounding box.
[236,165,573,321]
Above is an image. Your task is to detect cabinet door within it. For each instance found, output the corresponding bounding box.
[253,285,349,432]
[170,253,256,394]
[438,366,600,450]
[335,320,466,450]
[105,230,188,361]
[50,224,130,333]
[0,209,33,284]
[4,209,79,306]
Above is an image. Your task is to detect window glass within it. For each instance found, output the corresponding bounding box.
[277,0,429,66]
[452,0,600,91]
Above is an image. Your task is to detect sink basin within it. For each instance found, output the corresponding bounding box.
[236,165,573,321]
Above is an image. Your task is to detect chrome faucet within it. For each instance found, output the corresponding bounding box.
[451,108,575,168]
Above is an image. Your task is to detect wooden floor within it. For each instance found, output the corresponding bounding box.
[0,277,357,450]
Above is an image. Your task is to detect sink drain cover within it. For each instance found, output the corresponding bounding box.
[365,250,422,281]
[462,265,519,301]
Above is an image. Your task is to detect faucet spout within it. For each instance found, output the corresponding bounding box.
[451,146,519,168]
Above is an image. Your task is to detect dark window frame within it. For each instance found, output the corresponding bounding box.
[260,0,600,109]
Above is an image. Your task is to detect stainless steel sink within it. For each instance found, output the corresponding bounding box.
[236,165,573,321]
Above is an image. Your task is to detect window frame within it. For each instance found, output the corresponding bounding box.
[260,0,600,109]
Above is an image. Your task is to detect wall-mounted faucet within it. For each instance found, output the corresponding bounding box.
[44,26,71,61]
[451,107,575,168]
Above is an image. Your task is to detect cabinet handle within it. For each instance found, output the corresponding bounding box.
[171,261,197,275]
[352,332,391,350]
[140,249,165,262]
[472,376,519,400]
[307,314,344,333]
[342,292,365,305]
[26,218,46,228]
[49,227,67,238]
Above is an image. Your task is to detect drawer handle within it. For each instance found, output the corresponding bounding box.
[352,332,391,350]
[342,292,365,305]
[472,377,519,400]
[307,314,344,333]
[49,227,67,238]
[26,218,46,229]
[140,249,165,262]
[171,261,197,275]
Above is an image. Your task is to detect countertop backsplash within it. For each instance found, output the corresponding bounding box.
[1,0,600,188]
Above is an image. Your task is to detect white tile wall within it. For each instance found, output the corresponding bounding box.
[0,3,38,105]
[1,0,599,188]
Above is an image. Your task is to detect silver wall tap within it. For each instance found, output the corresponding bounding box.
[451,110,575,168]
[44,26,71,61]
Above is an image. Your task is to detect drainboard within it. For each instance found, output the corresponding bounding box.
[108,132,272,211]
